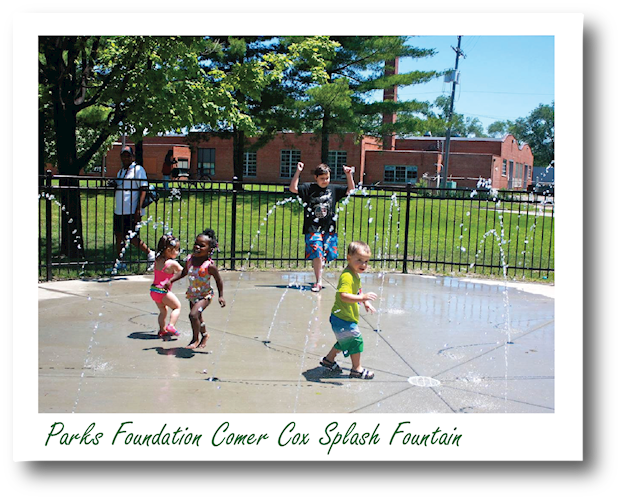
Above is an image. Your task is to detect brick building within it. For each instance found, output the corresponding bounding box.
[104,136,192,180]
[377,134,535,189]
[103,131,533,190]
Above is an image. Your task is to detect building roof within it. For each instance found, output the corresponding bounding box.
[399,135,505,142]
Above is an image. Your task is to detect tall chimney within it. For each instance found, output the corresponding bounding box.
[382,57,399,151]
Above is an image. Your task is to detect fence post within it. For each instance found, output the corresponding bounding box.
[230,184,237,270]
[402,182,412,274]
[45,170,52,282]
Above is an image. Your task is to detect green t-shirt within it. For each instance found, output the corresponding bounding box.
[331,268,361,323]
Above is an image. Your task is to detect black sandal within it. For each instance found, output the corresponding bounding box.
[349,368,374,379]
[320,357,342,373]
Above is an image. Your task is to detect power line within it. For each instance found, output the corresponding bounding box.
[460,90,554,96]
[399,89,553,97]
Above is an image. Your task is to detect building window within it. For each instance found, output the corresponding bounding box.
[198,148,216,177]
[280,150,301,178]
[177,159,189,171]
[502,159,507,177]
[243,152,257,177]
[508,160,515,188]
[328,151,348,180]
[515,163,523,188]
[384,165,418,184]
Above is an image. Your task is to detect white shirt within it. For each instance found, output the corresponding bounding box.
[114,163,148,215]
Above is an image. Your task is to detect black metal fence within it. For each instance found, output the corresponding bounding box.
[39,173,555,281]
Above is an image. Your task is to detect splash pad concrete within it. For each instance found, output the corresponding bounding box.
[38,271,554,413]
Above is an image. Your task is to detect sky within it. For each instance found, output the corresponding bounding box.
[396,35,555,132]
[15,14,564,131]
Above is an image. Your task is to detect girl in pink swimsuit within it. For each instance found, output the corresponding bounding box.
[169,228,226,349]
[150,234,184,338]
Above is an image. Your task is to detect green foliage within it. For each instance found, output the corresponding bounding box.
[282,36,441,153]
[420,96,487,138]
[508,102,554,167]
[487,103,554,167]
[39,36,250,174]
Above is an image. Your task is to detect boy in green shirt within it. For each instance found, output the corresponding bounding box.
[320,241,377,379]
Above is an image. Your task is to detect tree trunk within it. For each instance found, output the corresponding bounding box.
[135,139,144,167]
[232,127,245,191]
[321,112,330,164]
[39,109,46,185]
[54,100,85,259]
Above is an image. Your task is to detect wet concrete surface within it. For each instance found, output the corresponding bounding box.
[38,271,554,413]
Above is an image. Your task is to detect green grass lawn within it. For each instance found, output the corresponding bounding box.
[39,182,554,282]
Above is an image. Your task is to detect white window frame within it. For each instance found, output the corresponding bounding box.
[280,150,301,178]
[243,151,257,177]
[328,151,348,180]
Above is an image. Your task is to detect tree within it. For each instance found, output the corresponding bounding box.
[422,95,487,138]
[487,119,512,138]
[39,36,241,257]
[39,36,129,258]
[284,36,440,163]
[487,103,554,167]
[189,36,337,185]
[508,102,554,167]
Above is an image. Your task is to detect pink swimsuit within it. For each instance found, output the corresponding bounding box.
[150,262,175,303]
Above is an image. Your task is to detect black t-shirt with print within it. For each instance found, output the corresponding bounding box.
[297,183,348,235]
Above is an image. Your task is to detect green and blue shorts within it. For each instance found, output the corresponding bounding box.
[329,314,363,357]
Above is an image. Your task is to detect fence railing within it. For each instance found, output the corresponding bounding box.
[38,173,555,281]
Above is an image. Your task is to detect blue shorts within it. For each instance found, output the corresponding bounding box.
[305,232,338,262]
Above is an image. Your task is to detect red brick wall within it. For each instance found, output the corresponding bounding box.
[395,137,503,155]
[99,133,533,190]
[364,150,441,184]
[105,137,189,178]
[188,132,367,184]
[365,150,496,189]
[393,134,534,190]
[445,154,494,189]
[186,135,234,179]
[493,136,534,189]
[501,135,533,163]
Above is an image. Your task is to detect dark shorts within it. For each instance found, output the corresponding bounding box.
[113,214,140,238]
[305,232,338,262]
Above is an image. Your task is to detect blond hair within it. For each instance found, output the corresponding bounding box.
[347,241,371,257]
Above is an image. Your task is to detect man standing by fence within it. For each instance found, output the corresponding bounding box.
[111,146,156,272]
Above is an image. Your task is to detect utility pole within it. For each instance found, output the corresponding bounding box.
[440,36,465,189]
